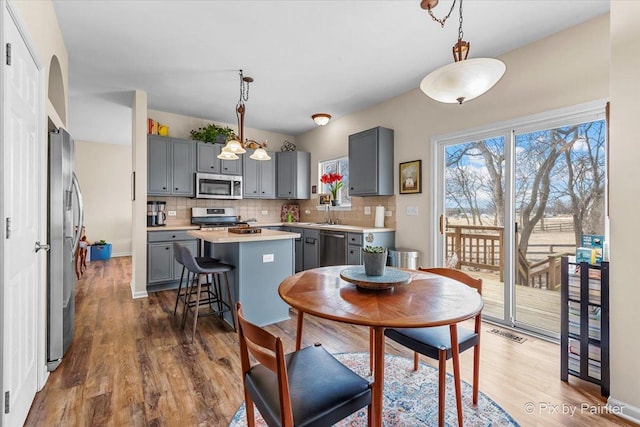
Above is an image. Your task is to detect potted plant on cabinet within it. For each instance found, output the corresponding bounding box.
[362,245,387,276]
[189,123,235,144]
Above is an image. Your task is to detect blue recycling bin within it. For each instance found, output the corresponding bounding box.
[91,243,112,261]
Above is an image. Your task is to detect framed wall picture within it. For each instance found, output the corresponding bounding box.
[399,160,422,194]
[318,193,331,205]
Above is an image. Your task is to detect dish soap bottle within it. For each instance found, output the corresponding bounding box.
[287,212,293,223]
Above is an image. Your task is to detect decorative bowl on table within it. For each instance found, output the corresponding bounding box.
[340,266,411,291]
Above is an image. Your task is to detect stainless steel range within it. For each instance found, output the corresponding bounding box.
[191,207,247,230]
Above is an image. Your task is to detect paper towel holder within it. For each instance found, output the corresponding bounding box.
[374,205,385,228]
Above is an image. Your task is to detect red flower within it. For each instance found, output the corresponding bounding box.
[321,172,342,184]
[321,172,343,200]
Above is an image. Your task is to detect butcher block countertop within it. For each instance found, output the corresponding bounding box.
[187,228,301,243]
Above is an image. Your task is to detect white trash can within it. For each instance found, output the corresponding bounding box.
[388,248,420,269]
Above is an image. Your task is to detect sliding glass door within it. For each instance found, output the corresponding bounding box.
[434,105,607,338]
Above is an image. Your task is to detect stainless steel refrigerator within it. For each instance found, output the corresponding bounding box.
[47,128,84,371]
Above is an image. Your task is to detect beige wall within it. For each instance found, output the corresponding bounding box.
[13,0,68,128]
[75,141,132,255]
[296,14,610,264]
[609,1,640,419]
[148,109,295,148]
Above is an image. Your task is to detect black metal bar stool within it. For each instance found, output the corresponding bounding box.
[172,242,189,316]
[172,242,222,317]
[178,244,236,342]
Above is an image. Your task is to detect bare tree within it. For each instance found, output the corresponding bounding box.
[562,121,606,242]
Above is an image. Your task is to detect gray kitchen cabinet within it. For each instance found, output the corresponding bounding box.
[347,233,364,265]
[196,142,243,176]
[147,231,198,290]
[348,126,394,196]
[148,136,170,194]
[302,228,320,270]
[148,136,196,196]
[196,142,221,174]
[243,149,276,198]
[148,242,173,282]
[276,151,310,199]
[346,231,395,265]
[171,138,196,196]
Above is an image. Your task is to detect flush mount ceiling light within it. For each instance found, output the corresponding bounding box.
[312,113,332,126]
[419,0,506,104]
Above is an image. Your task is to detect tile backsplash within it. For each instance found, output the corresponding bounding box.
[148,195,396,229]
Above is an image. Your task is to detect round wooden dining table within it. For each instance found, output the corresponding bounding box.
[278,265,484,427]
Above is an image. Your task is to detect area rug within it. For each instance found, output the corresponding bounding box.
[229,352,520,426]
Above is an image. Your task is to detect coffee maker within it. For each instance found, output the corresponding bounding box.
[156,201,166,226]
[147,201,167,227]
[147,201,158,226]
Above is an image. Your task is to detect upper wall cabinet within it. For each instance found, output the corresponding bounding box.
[348,126,394,196]
[276,151,310,199]
[243,149,276,199]
[148,136,196,196]
[196,142,242,176]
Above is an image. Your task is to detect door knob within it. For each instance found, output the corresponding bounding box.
[35,241,50,253]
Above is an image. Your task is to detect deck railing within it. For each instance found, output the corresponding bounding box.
[445,224,572,290]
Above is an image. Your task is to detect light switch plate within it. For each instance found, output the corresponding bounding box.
[262,254,274,263]
[406,206,418,216]
[385,210,392,217]
[261,210,268,215]
[364,206,371,215]
[168,210,177,216]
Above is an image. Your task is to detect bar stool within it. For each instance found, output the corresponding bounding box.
[172,243,222,317]
[172,242,190,316]
[179,244,236,342]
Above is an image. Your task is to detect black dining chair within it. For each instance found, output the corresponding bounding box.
[384,267,483,427]
[236,302,372,427]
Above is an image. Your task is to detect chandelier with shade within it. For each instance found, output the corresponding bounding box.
[218,69,271,161]
[418,0,506,104]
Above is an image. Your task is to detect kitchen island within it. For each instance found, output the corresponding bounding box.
[187,228,300,326]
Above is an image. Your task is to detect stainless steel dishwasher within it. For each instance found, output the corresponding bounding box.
[320,230,347,266]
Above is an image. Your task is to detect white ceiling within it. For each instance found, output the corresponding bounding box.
[53,0,610,145]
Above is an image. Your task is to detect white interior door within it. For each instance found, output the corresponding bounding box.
[2,5,43,426]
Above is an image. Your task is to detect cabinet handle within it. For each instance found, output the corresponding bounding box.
[165,247,169,250]
[175,187,179,190]
[172,235,176,238]
[162,187,166,190]
[350,187,354,190]
[211,166,215,168]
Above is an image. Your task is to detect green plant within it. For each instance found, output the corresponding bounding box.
[96,240,108,245]
[190,123,234,143]
[362,245,386,254]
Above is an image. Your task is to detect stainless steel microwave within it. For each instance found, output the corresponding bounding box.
[194,173,243,199]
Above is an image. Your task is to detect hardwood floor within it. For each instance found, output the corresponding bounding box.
[25,257,632,426]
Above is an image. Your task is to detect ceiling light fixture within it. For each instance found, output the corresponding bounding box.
[218,69,254,159]
[250,147,271,160]
[419,0,506,105]
[312,113,332,126]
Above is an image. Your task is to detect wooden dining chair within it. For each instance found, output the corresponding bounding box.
[383,267,482,427]
[236,302,372,427]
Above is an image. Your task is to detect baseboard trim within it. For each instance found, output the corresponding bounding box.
[607,396,640,425]
[112,251,132,257]
[130,281,148,299]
